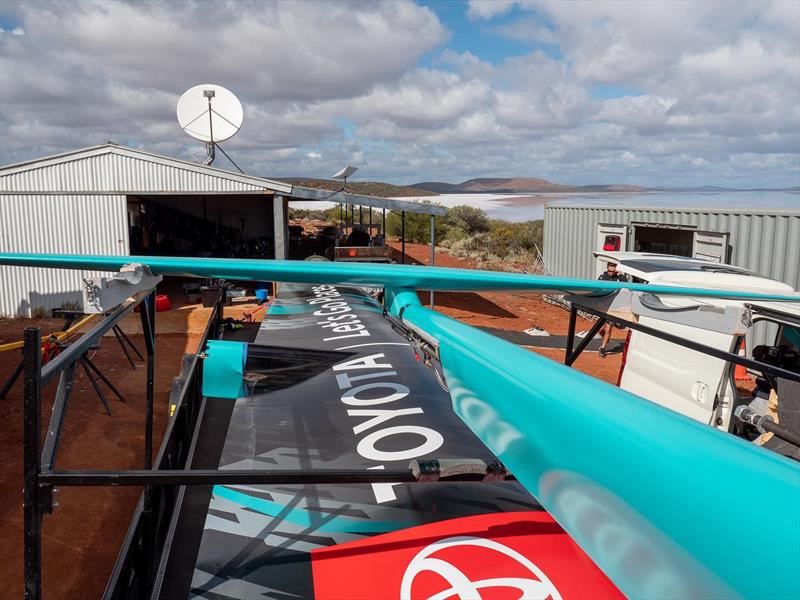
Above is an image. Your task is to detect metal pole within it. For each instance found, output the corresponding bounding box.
[401,211,406,264]
[204,96,216,165]
[139,292,156,471]
[565,305,577,365]
[139,290,156,592]
[430,215,435,308]
[566,317,606,367]
[382,209,386,237]
[23,327,42,600]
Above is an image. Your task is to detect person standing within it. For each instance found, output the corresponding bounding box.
[597,262,627,358]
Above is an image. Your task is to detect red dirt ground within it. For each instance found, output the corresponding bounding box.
[389,241,625,383]
[0,247,621,597]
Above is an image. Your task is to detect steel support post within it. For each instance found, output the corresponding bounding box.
[0,356,24,400]
[401,211,406,264]
[138,290,156,594]
[41,363,77,471]
[430,215,435,308]
[139,291,156,471]
[565,317,606,366]
[565,304,578,365]
[23,327,42,600]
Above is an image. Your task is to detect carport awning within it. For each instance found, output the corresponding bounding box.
[287,185,446,216]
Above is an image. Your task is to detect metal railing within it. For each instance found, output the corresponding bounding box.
[22,284,513,599]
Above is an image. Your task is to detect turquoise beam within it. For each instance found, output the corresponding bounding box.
[387,290,800,599]
[0,253,798,302]
[202,340,247,399]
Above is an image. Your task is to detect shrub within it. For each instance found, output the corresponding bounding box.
[386,203,447,243]
[31,307,48,319]
[445,205,490,235]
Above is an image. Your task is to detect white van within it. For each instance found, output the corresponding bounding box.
[586,252,800,456]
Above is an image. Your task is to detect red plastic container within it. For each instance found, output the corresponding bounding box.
[155,294,171,312]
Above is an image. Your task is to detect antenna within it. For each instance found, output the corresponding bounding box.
[318,165,360,201]
[177,84,244,168]
[332,165,359,185]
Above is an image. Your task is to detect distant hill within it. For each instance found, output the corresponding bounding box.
[652,185,800,193]
[410,178,798,194]
[278,178,437,198]
[410,177,645,194]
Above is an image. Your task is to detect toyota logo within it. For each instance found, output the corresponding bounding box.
[400,535,563,600]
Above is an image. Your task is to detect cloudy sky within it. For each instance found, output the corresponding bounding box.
[1,0,798,187]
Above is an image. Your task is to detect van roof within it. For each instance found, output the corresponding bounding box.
[595,251,796,296]
[748,300,800,321]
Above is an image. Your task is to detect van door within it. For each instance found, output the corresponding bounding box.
[619,316,734,426]
[693,231,729,263]
[596,224,628,277]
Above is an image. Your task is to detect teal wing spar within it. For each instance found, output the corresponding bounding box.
[0,253,798,302]
[2,253,799,599]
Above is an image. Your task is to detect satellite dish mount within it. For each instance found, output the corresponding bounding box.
[331,165,359,192]
[177,84,245,172]
[202,89,216,165]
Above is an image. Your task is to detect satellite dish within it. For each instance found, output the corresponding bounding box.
[332,165,358,180]
[177,84,243,143]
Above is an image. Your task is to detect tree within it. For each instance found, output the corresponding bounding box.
[445,205,490,235]
[386,202,447,243]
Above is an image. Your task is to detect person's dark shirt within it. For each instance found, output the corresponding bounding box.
[347,229,370,246]
[598,271,628,282]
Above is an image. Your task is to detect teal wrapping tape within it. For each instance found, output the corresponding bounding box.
[0,252,797,302]
[202,340,247,399]
[386,287,800,599]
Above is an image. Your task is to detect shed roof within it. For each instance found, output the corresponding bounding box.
[0,143,446,215]
[0,143,292,194]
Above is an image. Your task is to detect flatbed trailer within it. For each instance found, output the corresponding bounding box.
[6,252,798,600]
[107,284,619,598]
[333,245,392,263]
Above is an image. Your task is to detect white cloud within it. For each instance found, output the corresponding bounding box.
[0,0,798,188]
[466,0,520,20]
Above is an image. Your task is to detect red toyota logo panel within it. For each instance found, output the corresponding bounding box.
[311,511,624,600]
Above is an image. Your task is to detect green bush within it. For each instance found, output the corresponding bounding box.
[386,203,447,243]
[445,205,490,235]
[292,201,543,269]
[437,205,543,270]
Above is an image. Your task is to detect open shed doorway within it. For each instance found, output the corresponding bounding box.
[632,223,696,256]
[631,222,730,262]
[127,194,277,259]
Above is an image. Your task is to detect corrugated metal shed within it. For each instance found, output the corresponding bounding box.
[544,205,800,289]
[0,194,128,316]
[0,144,292,317]
[543,204,800,348]
[0,143,447,316]
[0,144,292,194]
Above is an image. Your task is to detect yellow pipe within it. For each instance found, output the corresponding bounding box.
[0,313,97,353]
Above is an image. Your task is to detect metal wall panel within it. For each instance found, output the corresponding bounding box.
[0,194,127,316]
[0,152,266,193]
[544,205,800,347]
[544,205,800,288]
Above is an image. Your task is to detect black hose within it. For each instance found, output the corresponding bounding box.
[762,421,800,448]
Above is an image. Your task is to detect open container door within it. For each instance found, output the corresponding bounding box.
[693,230,729,263]
[595,223,628,277]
